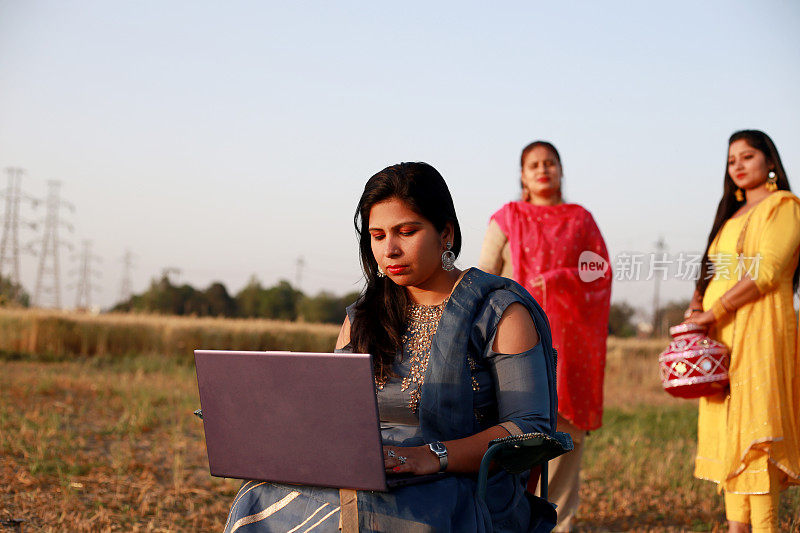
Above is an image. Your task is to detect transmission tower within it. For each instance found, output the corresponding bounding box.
[295,256,305,288]
[73,240,102,309]
[119,249,135,303]
[651,236,667,336]
[0,167,38,291]
[33,181,74,308]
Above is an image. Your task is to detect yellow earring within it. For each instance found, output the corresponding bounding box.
[735,189,744,202]
[765,171,778,192]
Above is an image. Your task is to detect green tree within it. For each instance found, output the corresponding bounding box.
[114,274,207,316]
[608,302,637,337]
[654,299,691,337]
[298,290,361,324]
[261,280,303,320]
[0,275,30,307]
[235,275,268,318]
[203,282,235,316]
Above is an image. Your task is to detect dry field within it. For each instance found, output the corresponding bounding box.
[1,317,798,531]
[0,356,240,532]
[0,308,339,360]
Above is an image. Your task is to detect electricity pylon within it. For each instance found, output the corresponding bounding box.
[651,236,667,336]
[0,167,38,292]
[119,249,135,303]
[73,240,102,309]
[33,181,74,308]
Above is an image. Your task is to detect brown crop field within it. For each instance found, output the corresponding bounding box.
[0,308,339,361]
[1,311,798,531]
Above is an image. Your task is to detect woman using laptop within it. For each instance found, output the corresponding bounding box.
[224,162,558,532]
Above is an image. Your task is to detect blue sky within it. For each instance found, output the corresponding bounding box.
[1,1,799,312]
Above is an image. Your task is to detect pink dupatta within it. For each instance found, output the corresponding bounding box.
[491,201,611,431]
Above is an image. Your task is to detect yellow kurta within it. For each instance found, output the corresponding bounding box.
[695,191,800,494]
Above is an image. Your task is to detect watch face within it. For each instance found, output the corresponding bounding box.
[430,442,447,455]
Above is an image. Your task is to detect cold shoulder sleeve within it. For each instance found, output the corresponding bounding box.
[334,302,357,353]
[474,289,553,436]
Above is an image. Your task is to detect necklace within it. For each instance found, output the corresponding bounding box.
[400,297,449,413]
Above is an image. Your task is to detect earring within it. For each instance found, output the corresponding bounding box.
[766,170,778,192]
[376,266,386,278]
[735,188,744,202]
[441,242,455,271]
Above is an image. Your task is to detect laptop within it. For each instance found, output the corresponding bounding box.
[194,350,444,491]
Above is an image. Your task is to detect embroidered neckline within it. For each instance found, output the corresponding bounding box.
[400,298,449,413]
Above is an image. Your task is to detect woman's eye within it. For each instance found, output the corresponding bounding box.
[400,230,417,237]
[371,234,385,241]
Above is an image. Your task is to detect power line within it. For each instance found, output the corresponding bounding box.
[33,181,74,308]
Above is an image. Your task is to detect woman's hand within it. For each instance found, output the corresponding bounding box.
[683,306,703,320]
[383,445,439,476]
[684,290,703,320]
[684,310,715,327]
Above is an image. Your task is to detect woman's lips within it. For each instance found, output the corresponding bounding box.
[386,265,408,275]
[735,172,746,178]
[536,177,550,183]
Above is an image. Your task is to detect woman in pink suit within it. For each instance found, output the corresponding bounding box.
[479,141,612,532]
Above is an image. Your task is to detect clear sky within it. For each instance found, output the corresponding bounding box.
[1,0,799,313]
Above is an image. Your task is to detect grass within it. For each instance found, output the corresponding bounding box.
[583,346,800,531]
[0,356,239,531]
[0,324,798,531]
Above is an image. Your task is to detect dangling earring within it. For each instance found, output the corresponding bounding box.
[376,266,386,278]
[735,188,744,202]
[766,170,778,192]
[441,242,455,271]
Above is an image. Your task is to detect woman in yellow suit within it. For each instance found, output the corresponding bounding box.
[685,130,800,532]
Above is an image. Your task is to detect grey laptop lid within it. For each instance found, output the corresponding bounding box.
[194,350,388,491]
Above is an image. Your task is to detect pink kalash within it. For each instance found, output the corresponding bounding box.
[659,323,730,399]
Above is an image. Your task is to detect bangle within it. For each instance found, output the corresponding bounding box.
[719,294,734,314]
[710,301,728,321]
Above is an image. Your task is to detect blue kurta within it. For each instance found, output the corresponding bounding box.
[223,268,557,532]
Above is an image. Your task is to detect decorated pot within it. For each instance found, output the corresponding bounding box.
[658,322,730,399]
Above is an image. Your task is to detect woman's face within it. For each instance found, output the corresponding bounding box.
[368,197,450,288]
[521,146,563,201]
[728,139,773,190]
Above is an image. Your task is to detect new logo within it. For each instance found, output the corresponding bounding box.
[578,251,609,282]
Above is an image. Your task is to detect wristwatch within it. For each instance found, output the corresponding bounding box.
[428,441,448,472]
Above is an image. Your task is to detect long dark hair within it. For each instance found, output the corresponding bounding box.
[696,130,795,296]
[351,162,462,382]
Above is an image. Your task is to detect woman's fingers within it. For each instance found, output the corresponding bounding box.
[684,310,715,326]
[383,447,403,469]
[382,446,429,474]
[387,453,412,473]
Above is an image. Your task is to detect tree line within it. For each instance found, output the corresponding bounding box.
[111,274,360,324]
[0,272,682,334]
